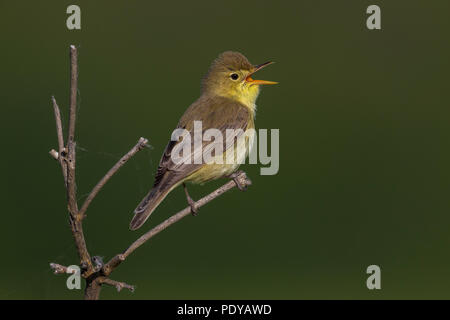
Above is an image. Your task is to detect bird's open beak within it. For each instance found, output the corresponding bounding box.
[246,61,278,85]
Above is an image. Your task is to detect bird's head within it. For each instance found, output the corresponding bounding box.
[201,51,277,108]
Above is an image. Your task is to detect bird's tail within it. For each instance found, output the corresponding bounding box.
[130,182,176,230]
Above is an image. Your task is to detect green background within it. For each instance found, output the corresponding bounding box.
[1,0,450,299]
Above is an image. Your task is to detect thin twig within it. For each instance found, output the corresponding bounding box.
[99,277,135,293]
[52,96,65,155]
[68,45,78,146]
[49,263,77,275]
[103,171,252,275]
[78,137,149,218]
[51,96,68,184]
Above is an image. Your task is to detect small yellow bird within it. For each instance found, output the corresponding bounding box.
[130,51,277,230]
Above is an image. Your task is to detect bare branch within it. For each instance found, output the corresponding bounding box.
[100,277,135,293]
[49,263,77,275]
[78,137,149,218]
[66,46,78,215]
[51,97,68,184]
[68,45,78,146]
[51,96,65,155]
[60,46,93,277]
[103,171,252,275]
[51,45,146,299]
[66,142,93,277]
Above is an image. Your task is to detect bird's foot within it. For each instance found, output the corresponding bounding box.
[183,183,198,216]
[229,170,248,191]
[187,197,198,216]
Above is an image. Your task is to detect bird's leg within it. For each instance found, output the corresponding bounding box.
[183,183,198,216]
[228,170,248,191]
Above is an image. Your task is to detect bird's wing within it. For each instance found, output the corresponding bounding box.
[153,95,250,188]
[131,95,250,229]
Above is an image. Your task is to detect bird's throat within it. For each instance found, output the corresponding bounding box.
[217,85,260,113]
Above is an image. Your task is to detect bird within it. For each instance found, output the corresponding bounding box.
[130,51,277,230]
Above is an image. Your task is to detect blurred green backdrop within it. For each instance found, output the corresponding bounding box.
[1,0,450,299]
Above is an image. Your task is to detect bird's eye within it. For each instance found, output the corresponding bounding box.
[230,73,239,80]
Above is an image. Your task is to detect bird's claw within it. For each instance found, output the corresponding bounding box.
[183,183,199,216]
[188,198,198,216]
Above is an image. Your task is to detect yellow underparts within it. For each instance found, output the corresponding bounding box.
[186,119,255,185]
[186,81,258,184]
